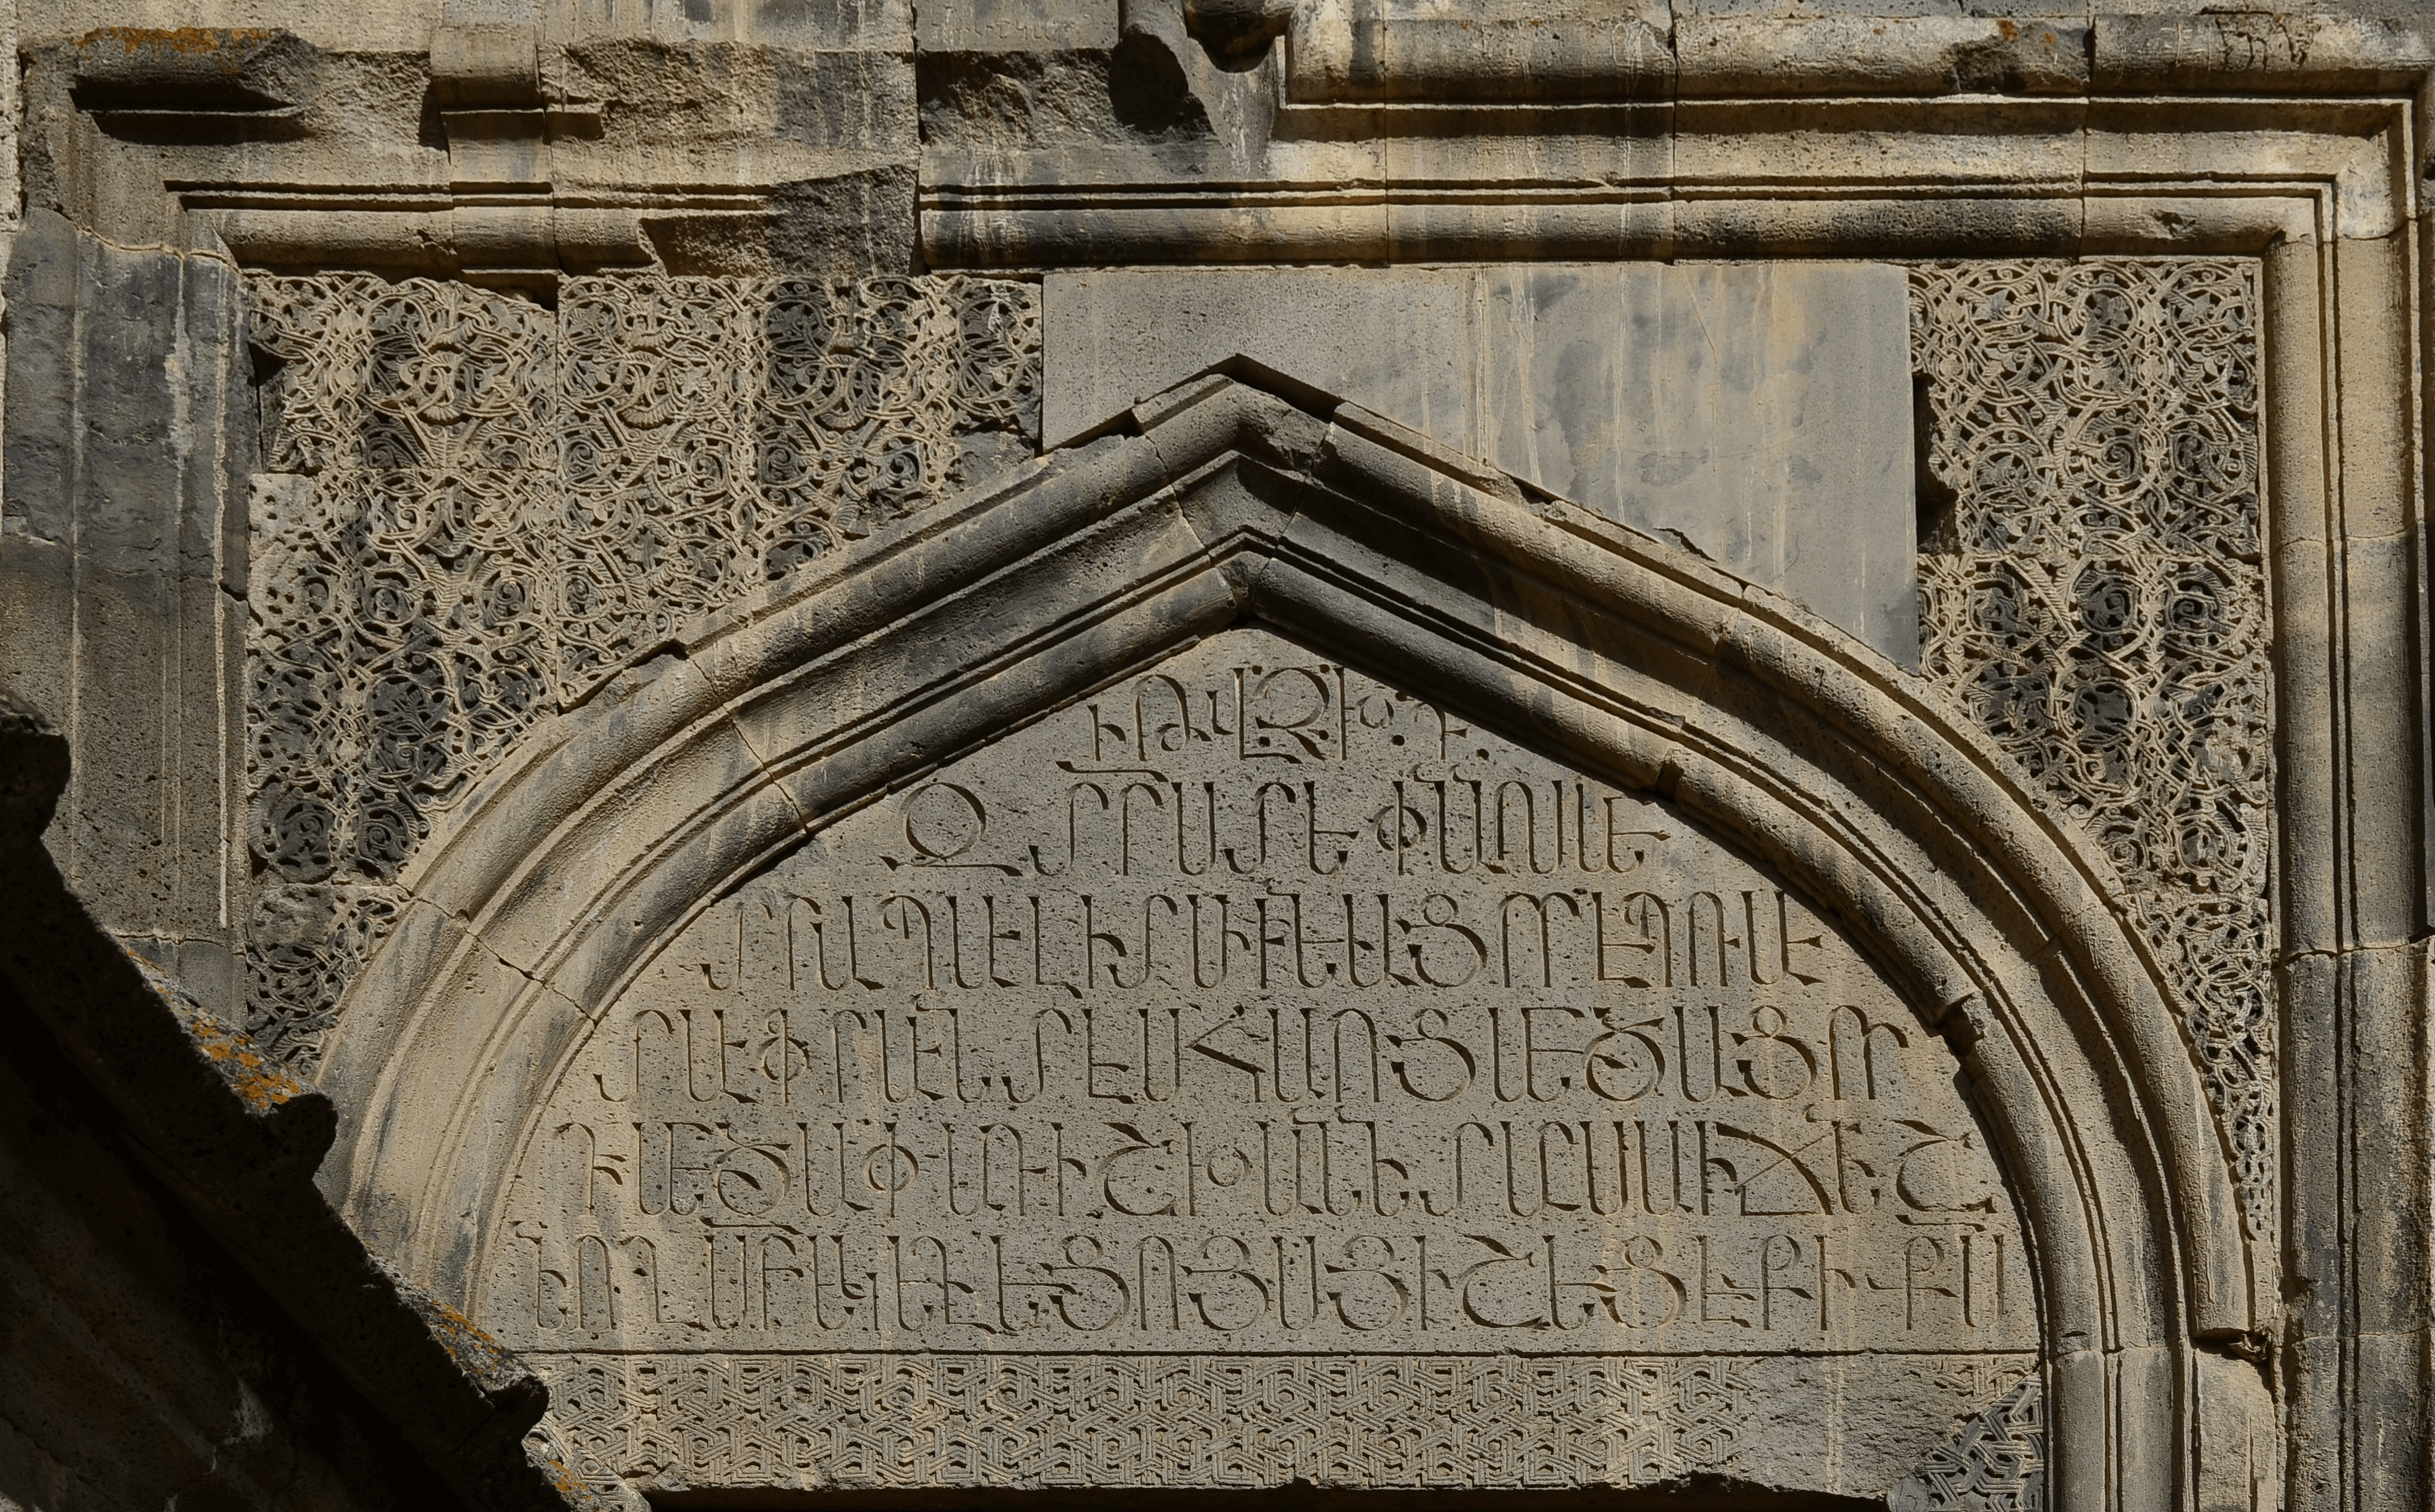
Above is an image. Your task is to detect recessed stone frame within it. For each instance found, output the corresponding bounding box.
[918,66,2429,1511]
[267,59,2430,1512]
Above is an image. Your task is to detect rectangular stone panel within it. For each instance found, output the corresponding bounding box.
[0,209,251,1011]
[1045,264,1916,661]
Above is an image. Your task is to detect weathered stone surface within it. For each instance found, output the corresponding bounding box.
[499,625,2034,1496]
[0,1005,469,1512]
[306,370,2247,1512]
[1045,264,1917,660]
[3,3,2431,1509]
[0,210,251,1017]
[235,271,1041,1066]
[1910,258,2276,1248]
[918,0,1117,53]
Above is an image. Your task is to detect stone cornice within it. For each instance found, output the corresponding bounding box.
[41,8,2428,278]
[906,0,2430,266]
[922,100,2422,268]
[1269,9,2435,102]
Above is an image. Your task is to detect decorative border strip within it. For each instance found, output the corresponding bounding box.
[1909,259,2276,1244]
[533,1351,1759,1490]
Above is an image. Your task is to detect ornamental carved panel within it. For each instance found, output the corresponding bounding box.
[1911,260,2274,1247]
[239,274,1041,1063]
[227,257,2280,1509]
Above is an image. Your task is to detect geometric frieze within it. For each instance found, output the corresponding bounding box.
[240,272,1041,1063]
[489,627,2035,1496]
[528,1351,2038,1496]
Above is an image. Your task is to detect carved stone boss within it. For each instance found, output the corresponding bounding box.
[490,629,2033,1483]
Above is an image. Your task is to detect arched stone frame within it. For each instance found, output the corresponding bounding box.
[319,374,2257,1509]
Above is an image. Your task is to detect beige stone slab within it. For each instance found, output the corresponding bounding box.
[916,0,1115,52]
[1675,15,2089,96]
[18,0,440,48]
[487,627,2038,1495]
[538,0,911,48]
[1045,262,1917,660]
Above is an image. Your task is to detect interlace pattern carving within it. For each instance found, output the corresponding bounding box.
[240,274,1041,1062]
[555,278,1039,684]
[526,1418,629,1512]
[251,274,557,476]
[1910,260,2275,1244]
[242,883,404,1064]
[1892,1377,2044,1512]
[530,1353,1753,1494]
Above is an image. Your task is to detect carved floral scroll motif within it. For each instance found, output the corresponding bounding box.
[239,274,1041,1063]
[1909,260,2275,1246]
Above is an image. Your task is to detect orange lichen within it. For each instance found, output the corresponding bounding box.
[75,28,278,69]
[541,1454,588,1500]
[130,954,311,1113]
[419,1286,518,1376]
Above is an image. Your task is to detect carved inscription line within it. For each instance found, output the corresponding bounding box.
[515,1219,2013,1341]
[672,884,1811,1000]
[582,994,1897,1110]
[485,633,2034,1367]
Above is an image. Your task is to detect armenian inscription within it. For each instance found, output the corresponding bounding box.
[490,627,2028,1354]
[492,628,2034,1491]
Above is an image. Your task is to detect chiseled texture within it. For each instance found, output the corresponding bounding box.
[303,374,2256,1512]
[1911,261,2276,1246]
[0,2,2426,1511]
[237,272,1040,1064]
[509,623,2040,1499]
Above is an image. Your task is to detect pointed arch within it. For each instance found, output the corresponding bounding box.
[319,375,2252,1509]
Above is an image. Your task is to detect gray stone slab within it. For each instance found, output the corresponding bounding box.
[0,210,251,1012]
[1045,263,1917,662]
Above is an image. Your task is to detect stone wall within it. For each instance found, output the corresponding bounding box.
[0,211,251,1010]
[0,3,2426,1511]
